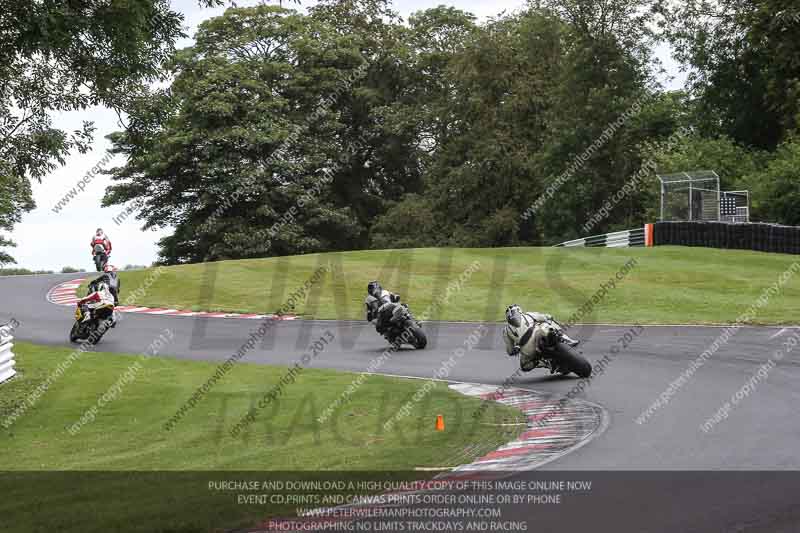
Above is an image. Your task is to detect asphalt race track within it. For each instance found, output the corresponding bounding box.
[3,273,800,531]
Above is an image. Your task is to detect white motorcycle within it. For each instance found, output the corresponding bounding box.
[514,318,592,378]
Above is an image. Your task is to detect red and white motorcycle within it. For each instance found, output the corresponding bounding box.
[92,243,110,272]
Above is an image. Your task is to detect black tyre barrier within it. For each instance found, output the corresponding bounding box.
[653,222,800,255]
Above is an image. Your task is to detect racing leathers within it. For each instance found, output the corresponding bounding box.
[503,311,578,371]
[79,280,117,328]
[91,233,112,257]
[90,272,120,306]
[365,289,401,334]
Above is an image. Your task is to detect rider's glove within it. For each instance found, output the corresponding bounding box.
[510,345,521,357]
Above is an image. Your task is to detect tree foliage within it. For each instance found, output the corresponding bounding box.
[0,0,229,264]
[104,2,425,263]
[747,137,800,226]
[373,1,670,246]
[4,0,796,266]
[659,0,800,150]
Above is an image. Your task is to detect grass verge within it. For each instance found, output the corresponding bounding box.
[83,246,800,324]
[0,342,523,532]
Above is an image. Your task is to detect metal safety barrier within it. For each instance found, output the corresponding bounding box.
[556,227,647,248]
[0,326,16,384]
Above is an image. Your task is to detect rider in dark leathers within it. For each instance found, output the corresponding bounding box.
[364,280,401,334]
[89,264,120,307]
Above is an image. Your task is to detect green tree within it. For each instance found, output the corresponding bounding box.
[528,0,663,243]
[659,0,800,149]
[0,0,226,264]
[746,137,800,225]
[104,4,421,263]
[0,173,33,264]
[643,134,765,189]
[374,8,565,247]
[375,1,667,247]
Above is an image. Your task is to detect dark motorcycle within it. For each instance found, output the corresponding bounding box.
[517,320,592,378]
[93,243,108,272]
[378,303,427,349]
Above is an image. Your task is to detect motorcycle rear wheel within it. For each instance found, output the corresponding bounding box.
[554,343,592,378]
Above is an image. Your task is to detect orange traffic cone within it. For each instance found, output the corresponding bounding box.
[435,414,445,431]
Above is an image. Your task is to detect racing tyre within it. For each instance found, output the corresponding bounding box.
[555,343,592,378]
[88,322,107,345]
[92,324,110,345]
[94,253,107,272]
[409,325,427,350]
[69,322,81,343]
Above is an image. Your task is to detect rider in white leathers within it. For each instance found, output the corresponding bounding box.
[78,279,118,328]
[365,280,400,334]
[502,304,579,371]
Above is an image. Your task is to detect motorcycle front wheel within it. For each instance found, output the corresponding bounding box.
[89,322,108,345]
[69,321,82,343]
[554,343,592,378]
[407,323,427,350]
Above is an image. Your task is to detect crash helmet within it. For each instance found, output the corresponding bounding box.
[367,280,382,298]
[96,228,104,236]
[505,304,523,328]
[103,264,117,273]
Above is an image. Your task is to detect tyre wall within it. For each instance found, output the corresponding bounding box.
[653,222,800,254]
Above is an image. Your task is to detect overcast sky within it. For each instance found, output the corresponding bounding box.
[6,0,686,271]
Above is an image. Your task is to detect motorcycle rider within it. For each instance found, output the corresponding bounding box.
[503,304,579,371]
[90,264,121,306]
[90,228,112,263]
[80,274,118,329]
[365,280,401,334]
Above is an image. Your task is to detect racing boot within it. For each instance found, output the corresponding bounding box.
[562,333,580,348]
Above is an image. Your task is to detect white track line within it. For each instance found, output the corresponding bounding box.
[770,328,789,339]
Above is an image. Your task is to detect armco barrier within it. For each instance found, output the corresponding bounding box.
[556,227,646,248]
[653,222,800,254]
[0,331,16,384]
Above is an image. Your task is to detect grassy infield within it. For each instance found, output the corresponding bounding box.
[91,246,800,324]
[2,343,522,532]
[4,246,800,531]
